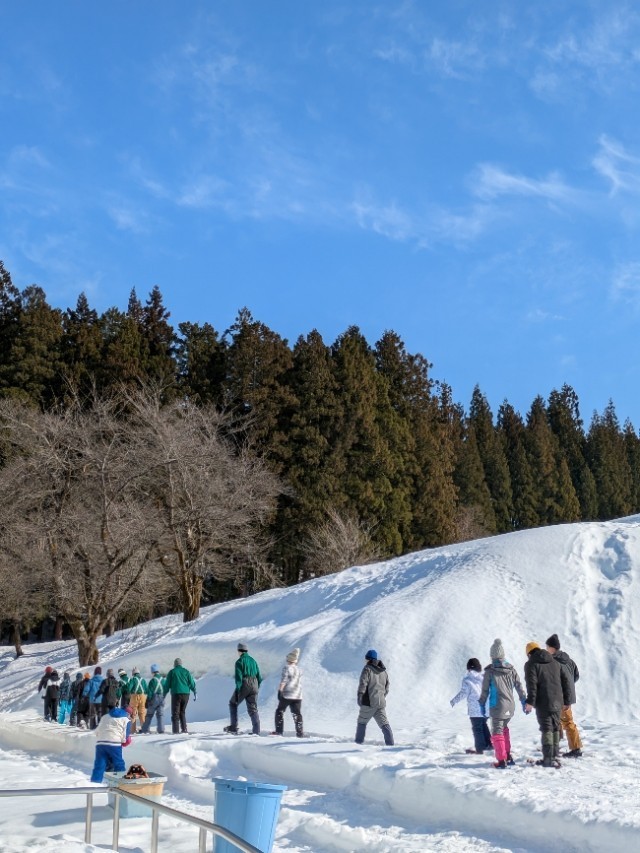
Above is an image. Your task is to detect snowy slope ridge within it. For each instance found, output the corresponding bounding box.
[1,516,640,852]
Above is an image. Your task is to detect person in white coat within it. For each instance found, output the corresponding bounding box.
[450,657,492,754]
[273,648,303,737]
[90,705,132,783]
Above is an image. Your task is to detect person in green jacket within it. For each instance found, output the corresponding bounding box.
[140,664,165,734]
[224,642,262,735]
[163,658,197,734]
[127,667,148,734]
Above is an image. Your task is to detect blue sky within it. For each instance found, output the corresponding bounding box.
[2,2,640,426]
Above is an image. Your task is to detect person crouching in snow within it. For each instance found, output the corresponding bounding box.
[274,648,303,737]
[450,657,492,754]
[479,639,526,769]
[90,705,133,783]
[355,649,394,746]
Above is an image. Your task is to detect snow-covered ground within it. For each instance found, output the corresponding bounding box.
[1,516,640,852]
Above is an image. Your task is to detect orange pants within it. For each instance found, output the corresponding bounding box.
[559,706,582,751]
[129,693,147,732]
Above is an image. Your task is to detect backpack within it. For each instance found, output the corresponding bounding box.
[102,677,119,707]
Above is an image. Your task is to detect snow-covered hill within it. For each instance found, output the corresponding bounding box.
[1,516,640,851]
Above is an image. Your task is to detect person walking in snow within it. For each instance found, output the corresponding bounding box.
[90,705,133,783]
[37,666,54,720]
[524,641,571,768]
[77,673,92,729]
[87,666,105,730]
[355,649,394,746]
[97,668,120,713]
[273,648,303,737]
[225,643,262,735]
[163,658,197,735]
[140,664,165,734]
[479,639,526,769]
[57,671,73,724]
[117,668,131,709]
[127,667,148,733]
[69,672,84,726]
[450,657,492,754]
[44,670,61,723]
[545,633,583,758]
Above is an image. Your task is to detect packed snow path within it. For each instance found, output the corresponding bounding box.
[1,516,640,851]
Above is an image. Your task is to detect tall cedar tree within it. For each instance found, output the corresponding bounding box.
[100,292,146,390]
[176,321,227,406]
[275,330,342,582]
[586,402,633,519]
[453,421,496,535]
[60,293,104,402]
[375,331,457,547]
[623,421,640,513]
[0,285,63,407]
[141,286,177,392]
[468,386,513,531]
[525,396,580,524]
[547,385,598,519]
[223,308,295,473]
[331,326,403,554]
[497,401,539,529]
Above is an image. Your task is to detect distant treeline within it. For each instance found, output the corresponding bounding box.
[1,258,639,586]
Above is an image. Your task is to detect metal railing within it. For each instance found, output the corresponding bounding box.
[0,785,263,853]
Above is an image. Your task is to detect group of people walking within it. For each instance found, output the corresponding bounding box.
[39,635,582,768]
[37,659,197,736]
[450,633,583,768]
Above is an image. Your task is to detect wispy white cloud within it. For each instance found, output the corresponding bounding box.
[611,262,640,306]
[593,135,640,195]
[473,163,578,203]
[525,307,564,323]
[106,203,149,234]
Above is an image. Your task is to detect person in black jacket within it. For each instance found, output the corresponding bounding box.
[44,671,61,724]
[524,642,571,767]
[546,633,583,758]
[37,666,54,720]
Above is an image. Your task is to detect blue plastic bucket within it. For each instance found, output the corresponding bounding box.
[213,777,287,853]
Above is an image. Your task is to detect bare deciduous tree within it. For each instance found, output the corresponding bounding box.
[126,390,282,621]
[301,507,381,578]
[0,395,160,664]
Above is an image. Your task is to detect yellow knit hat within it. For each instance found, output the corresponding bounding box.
[526,641,540,656]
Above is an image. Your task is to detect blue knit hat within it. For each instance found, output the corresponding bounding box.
[150,663,160,673]
[365,649,378,661]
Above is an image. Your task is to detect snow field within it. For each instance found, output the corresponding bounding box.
[1,515,640,850]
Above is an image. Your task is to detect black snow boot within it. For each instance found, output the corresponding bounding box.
[506,753,515,766]
[355,723,367,744]
[223,725,238,734]
[562,748,583,758]
[381,724,394,746]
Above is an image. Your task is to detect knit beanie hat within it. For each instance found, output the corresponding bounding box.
[467,658,482,672]
[526,641,540,656]
[45,666,53,674]
[75,672,82,680]
[490,639,505,660]
[132,667,140,675]
[286,648,300,664]
[94,666,102,675]
[118,668,127,676]
[174,658,182,667]
[546,633,560,650]
[237,642,248,652]
[365,649,378,661]
[150,663,160,673]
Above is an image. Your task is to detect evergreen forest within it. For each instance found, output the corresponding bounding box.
[1,260,639,661]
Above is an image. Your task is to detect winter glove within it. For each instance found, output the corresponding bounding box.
[520,698,527,712]
[277,691,283,701]
[192,693,197,702]
[479,703,486,717]
[449,698,455,708]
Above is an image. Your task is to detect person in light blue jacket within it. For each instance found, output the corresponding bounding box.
[87,666,105,730]
[450,658,492,754]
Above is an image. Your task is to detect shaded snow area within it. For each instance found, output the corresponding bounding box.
[1,516,640,851]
